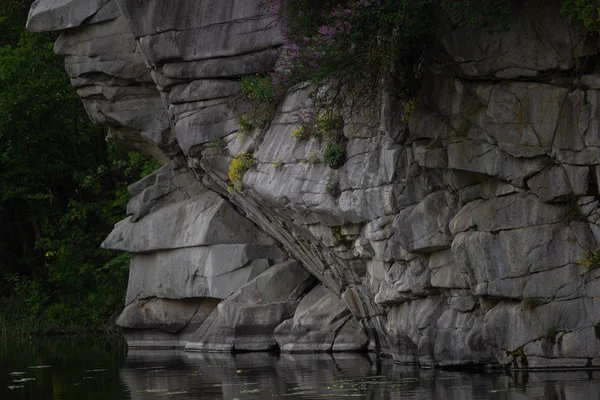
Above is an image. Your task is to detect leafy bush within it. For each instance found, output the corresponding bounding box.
[323,141,345,168]
[239,74,276,102]
[267,0,511,107]
[290,108,343,141]
[561,0,600,32]
[228,152,254,191]
[235,74,278,139]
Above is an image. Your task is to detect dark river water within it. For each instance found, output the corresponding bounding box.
[2,337,600,399]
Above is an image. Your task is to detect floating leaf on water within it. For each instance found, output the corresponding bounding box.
[292,386,315,391]
[395,378,418,382]
[240,389,262,394]
[364,375,387,379]
[85,369,107,372]
[28,365,51,369]
[328,384,345,389]
[236,370,244,374]
[13,378,35,383]
[9,372,26,376]
[7,385,24,390]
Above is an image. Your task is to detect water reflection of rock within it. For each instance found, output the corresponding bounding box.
[120,351,600,399]
[121,351,380,399]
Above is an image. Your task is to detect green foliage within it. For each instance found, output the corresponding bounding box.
[290,107,343,141]
[0,7,158,335]
[401,98,418,124]
[271,0,512,107]
[234,74,278,140]
[228,152,254,191]
[208,137,226,150]
[273,157,284,170]
[239,74,276,102]
[561,0,600,32]
[323,141,345,169]
[546,326,558,343]
[237,114,268,139]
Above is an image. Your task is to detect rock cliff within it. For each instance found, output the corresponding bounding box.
[27,0,600,368]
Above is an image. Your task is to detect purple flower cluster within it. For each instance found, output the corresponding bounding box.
[265,0,384,87]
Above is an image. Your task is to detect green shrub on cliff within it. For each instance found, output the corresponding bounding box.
[266,0,512,145]
[561,0,600,32]
[268,0,511,100]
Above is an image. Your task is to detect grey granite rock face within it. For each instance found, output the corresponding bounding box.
[28,0,600,367]
[274,284,368,353]
[185,260,315,352]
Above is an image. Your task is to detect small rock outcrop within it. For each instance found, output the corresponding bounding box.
[27,0,600,368]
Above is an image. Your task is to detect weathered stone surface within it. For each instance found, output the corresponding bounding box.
[449,193,566,234]
[185,260,315,352]
[391,191,458,253]
[117,297,218,334]
[452,222,592,299]
[102,192,274,252]
[274,285,368,352]
[125,245,284,302]
[125,158,204,222]
[386,296,493,366]
[433,0,596,78]
[27,0,111,32]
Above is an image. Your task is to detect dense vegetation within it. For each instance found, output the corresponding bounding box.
[265,0,598,128]
[0,0,158,335]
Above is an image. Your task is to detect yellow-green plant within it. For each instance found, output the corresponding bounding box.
[301,150,320,165]
[239,74,275,102]
[273,157,284,170]
[401,98,418,124]
[237,115,254,139]
[228,152,254,191]
[579,248,600,273]
[316,111,343,137]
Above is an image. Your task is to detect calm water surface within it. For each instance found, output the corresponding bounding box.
[2,337,600,399]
